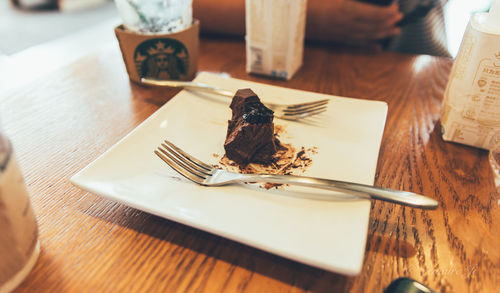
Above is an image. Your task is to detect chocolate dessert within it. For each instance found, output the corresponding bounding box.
[224,89,278,165]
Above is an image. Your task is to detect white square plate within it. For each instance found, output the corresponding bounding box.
[71,72,388,275]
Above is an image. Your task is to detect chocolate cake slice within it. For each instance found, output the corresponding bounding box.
[224,89,278,165]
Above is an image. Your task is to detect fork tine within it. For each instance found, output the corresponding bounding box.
[281,108,327,119]
[284,99,329,109]
[276,108,327,120]
[160,143,213,176]
[154,150,205,184]
[283,105,328,115]
[163,140,213,171]
[293,108,328,118]
[158,145,210,179]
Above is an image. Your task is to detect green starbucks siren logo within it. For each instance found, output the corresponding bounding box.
[134,38,189,80]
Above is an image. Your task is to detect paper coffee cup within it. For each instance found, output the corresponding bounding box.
[0,152,39,293]
[115,20,199,83]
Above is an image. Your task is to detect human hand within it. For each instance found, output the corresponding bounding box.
[313,0,403,47]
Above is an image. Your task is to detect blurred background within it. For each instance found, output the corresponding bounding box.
[0,0,494,58]
[0,0,117,55]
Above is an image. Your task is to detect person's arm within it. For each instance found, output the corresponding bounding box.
[307,0,402,46]
[193,0,246,36]
[193,0,401,46]
[193,0,346,37]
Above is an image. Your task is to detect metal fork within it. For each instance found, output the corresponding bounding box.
[141,78,329,120]
[154,140,438,209]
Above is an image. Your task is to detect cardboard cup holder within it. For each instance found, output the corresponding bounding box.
[115,20,199,83]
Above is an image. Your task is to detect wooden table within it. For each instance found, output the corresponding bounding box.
[2,37,498,293]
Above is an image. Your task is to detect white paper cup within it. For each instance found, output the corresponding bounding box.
[0,153,39,293]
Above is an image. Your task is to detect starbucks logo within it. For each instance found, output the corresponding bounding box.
[134,38,189,80]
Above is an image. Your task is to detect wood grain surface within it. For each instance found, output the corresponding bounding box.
[1,37,498,293]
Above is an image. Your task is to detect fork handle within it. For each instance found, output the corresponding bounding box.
[141,78,235,97]
[228,173,438,209]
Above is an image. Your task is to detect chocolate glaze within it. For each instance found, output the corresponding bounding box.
[224,89,278,165]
